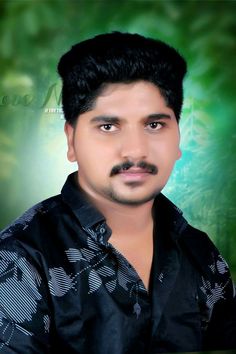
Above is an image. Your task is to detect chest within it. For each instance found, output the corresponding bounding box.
[109,237,153,291]
[51,245,202,353]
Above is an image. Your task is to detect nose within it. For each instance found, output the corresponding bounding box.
[120,128,148,161]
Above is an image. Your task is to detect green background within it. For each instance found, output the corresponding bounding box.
[0,0,235,278]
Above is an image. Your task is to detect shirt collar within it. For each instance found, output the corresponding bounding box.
[61,171,187,243]
[61,172,106,229]
[153,193,188,241]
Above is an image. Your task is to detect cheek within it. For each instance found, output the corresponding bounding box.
[152,139,180,164]
[75,140,113,173]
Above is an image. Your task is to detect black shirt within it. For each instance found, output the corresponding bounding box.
[0,172,235,353]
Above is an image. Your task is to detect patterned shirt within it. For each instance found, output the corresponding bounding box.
[0,172,235,353]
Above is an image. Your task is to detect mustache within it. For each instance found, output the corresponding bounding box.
[110,161,158,177]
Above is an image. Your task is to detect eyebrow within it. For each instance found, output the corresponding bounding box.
[90,116,120,124]
[147,113,172,120]
[90,113,172,124]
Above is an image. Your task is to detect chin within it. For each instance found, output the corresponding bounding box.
[108,189,161,206]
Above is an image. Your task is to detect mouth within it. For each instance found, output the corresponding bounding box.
[110,161,158,177]
[117,167,155,182]
[119,167,151,174]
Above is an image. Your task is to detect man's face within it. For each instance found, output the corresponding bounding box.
[65,81,181,206]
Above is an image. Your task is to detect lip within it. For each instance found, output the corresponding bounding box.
[118,169,151,181]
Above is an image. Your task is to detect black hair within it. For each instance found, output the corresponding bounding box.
[57,31,187,125]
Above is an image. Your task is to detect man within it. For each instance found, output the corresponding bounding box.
[0,32,235,353]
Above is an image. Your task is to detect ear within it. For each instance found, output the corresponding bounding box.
[176,148,182,160]
[64,122,76,162]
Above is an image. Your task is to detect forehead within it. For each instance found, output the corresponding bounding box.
[91,81,170,114]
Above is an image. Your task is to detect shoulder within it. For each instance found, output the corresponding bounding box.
[0,202,54,351]
[179,224,235,309]
[1,194,61,235]
[180,224,230,280]
[0,194,68,257]
[156,194,234,298]
[179,224,220,267]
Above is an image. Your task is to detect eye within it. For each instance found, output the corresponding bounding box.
[100,124,118,132]
[146,121,164,131]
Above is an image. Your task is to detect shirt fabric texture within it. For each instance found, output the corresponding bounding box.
[0,172,235,353]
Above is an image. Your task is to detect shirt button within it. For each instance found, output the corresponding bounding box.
[99,227,106,234]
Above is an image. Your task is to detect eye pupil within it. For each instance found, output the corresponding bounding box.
[150,122,158,128]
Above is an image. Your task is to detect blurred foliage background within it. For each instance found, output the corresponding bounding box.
[0,0,235,278]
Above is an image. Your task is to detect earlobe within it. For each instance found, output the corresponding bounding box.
[64,122,76,162]
[177,148,182,160]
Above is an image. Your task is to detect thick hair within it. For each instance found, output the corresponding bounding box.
[57,31,187,125]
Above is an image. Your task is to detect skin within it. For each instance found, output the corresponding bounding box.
[65,80,182,290]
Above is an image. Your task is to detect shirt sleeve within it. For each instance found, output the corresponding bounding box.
[179,223,236,350]
[203,286,236,350]
[195,239,236,350]
[0,246,51,353]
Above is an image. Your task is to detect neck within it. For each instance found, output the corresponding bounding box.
[90,192,155,292]
[87,193,154,240]
[79,182,155,291]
